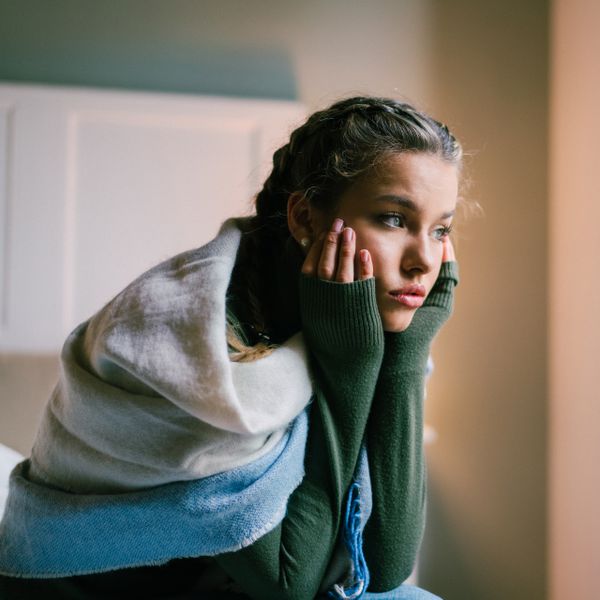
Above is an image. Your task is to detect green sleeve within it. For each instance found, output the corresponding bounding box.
[215,276,385,600]
[363,261,459,591]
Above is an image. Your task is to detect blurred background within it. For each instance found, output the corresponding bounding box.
[0,1,598,599]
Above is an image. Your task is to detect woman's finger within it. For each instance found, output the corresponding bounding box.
[358,249,373,280]
[317,218,343,280]
[301,233,324,277]
[335,227,355,283]
[442,236,456,263]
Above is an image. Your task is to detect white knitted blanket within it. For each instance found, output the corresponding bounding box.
[28,219,313,493]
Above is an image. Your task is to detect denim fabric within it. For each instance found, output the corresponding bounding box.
[363,584,443,600]
[327,445,373,600]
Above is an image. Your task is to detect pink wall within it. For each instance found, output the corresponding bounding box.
[549,0,600,597]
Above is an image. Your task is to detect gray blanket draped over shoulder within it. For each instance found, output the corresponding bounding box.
[29,219,313,494]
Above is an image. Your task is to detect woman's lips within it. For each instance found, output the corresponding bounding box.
[388,284,426,309]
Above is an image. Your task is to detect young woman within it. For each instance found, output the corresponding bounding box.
[0,96,461,599]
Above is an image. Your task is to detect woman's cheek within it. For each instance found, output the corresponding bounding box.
[432,246,445,276]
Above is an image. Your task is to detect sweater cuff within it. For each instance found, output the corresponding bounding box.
[439,260,459,284]
[422,261,459,311]
[299,275,384,349]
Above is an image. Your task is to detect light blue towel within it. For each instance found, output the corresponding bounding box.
[0,411,308,578]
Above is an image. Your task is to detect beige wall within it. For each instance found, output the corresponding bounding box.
[0,355,58,456]
[549,0,600,597]
[0,2,549,599]
[421,2,548,599]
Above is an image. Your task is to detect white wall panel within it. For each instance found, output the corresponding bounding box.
[0,94,70,352]
[0,83,304,351]
[66,110,259,328]
[0,105,12,331]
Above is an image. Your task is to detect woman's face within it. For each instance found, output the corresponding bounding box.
[321,152,458,332]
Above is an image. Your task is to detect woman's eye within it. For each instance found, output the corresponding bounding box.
[380,213,405,228]
[432,225,452,240]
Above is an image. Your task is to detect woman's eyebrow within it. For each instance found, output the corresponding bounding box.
[375,194,455,219]
[375,194,417,211]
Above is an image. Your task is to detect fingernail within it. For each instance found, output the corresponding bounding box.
[343,227,353,242]
[332,218,343,233]
[360,249,369,263]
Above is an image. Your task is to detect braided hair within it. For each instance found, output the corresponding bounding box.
[228,96,462,361]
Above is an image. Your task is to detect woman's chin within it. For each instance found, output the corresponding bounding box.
[381,311,415,333]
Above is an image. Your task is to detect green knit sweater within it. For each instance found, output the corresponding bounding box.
[216,262,458,599]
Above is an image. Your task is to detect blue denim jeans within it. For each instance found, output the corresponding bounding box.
[363,583,443,600]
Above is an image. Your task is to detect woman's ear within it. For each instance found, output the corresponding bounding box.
[287,192,324,247]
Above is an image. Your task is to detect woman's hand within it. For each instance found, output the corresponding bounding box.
[301,218,373,282]
[442,235,456,263]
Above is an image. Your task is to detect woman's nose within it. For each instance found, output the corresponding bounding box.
[401,235,434,275]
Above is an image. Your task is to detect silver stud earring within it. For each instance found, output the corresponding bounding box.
[300,237,311,249]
